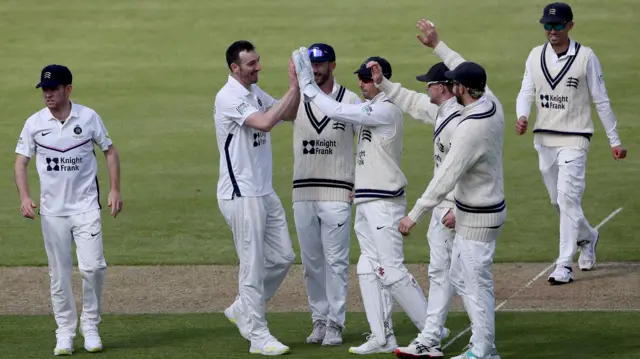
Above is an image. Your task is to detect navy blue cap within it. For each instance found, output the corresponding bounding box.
[36,64,72,89]
[416,62,451,83]
[354,56,392,80]
[444,62,486,91]
[539,2,573,23]
[308,43,336,63]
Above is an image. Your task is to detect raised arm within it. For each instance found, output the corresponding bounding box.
[308,89,394,126]
[373,72,438,125]
[416,19,497,100]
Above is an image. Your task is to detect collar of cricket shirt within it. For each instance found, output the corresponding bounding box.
[369,91,387,104]
[438,97,461,118]
[46,101,79,122]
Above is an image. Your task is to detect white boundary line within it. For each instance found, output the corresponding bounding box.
[441,207,624,350]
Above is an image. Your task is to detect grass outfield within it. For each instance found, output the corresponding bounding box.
[1,0,638,266]
[1,312,639,358]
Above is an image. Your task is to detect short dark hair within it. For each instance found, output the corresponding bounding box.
[226,40,255,69]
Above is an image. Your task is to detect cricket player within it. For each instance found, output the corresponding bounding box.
[390,20,501,359]
[215,40,300,356]
[291,43,362,346]
[293,48,447,355]
[515,2,627,284]
[14,64,123,356]
[397,20,506,359]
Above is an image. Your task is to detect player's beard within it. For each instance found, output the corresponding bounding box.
[314,71,330,87]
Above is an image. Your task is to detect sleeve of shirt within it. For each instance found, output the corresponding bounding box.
[217,94,261,126]
[92,112,114,151]
[432,41,499,104]
[349,95,364,133]
[375,77,437,125]
[516,51,536,119]
[586,52,621,147]
[311,90,394,126]
[15,121,35,158]
[407,120,483,223]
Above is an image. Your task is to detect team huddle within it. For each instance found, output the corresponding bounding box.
[212,3,626,359]
[14,2,626,358]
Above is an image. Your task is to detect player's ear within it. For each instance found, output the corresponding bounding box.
[566,21,574,31]
[230,62,240,74]
[330,62,336,71]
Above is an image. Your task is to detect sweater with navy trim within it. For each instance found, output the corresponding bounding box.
[406,41,506,239]
[292,80,362,202]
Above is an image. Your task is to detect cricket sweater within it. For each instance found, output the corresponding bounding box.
[527,41,595,150]
[407,41,507,240]
[292,80,361,202]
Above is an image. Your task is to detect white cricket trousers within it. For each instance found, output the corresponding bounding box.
[293,200,351,328]
[418,206,456,344]
[449,227,500,359]
[535,144,597,267]
[218,193,295,342]
[354,198,429,343]
[41,208,107,339]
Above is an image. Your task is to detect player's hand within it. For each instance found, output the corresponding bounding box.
[288,57,299,90]
[20,198,37,219]
[293,48,313,88]
[515,116,528,135]
[366,61,384,85]
[398,216,416,236]
[108,190,123,218]
[441,209,456,229]
[416,18,439,48]
[611,145,627,160]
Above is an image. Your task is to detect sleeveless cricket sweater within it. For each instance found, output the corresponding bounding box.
[292,83,361,202]
[530,42,595,150]
[353,97,407,205]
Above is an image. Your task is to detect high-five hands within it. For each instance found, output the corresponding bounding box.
[292,47,320,98]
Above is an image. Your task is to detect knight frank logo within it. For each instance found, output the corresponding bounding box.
[566,77,579,89]
[540,93,569,109]
[253,132,266,147]
[46,157,82,171]
[302,139,337,155]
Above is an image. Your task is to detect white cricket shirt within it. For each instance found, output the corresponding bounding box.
[15,102,113,216]
[214,75,278,199]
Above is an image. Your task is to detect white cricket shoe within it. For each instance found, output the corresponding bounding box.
[394,340,444,358]
[579,232,599,271]
[454,342,501,359]
[321,321,343,346]
[305,320,326,344]
[393,327,450,358]
[224,299,250,341]
[349,333,398,354]
[548,265,573,284]
[249,335,290,356]
[53,337,73,356]
[80,326,103,353]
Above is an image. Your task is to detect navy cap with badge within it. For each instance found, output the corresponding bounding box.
[36,64,73,89]
[353,56,392,81]
[416,62,451,84]
[444,61,487,91]
[308,43,336,63]
[539,2,573,24]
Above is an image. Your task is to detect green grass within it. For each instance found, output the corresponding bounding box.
[1,312,639,358]
[1,0,638,266]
